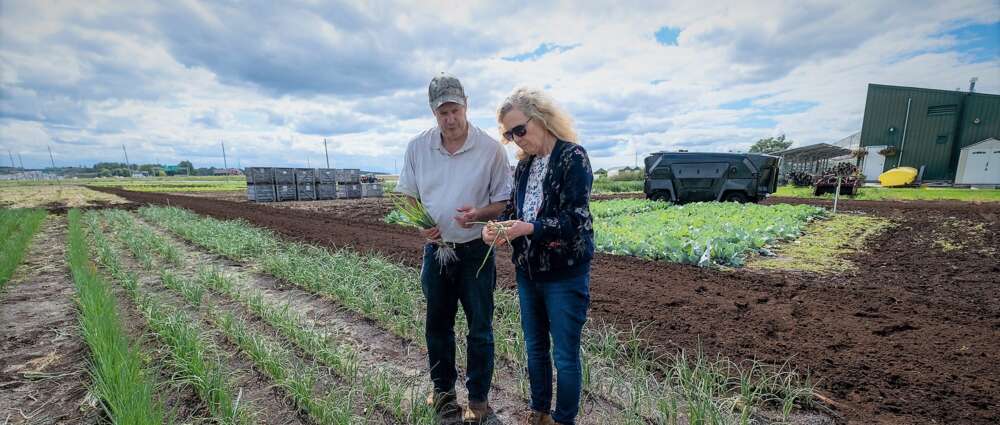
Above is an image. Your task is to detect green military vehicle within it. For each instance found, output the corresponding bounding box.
[643,152,781,203]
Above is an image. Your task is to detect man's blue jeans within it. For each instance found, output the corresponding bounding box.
[421,240,495,402]
[517,271,590,425]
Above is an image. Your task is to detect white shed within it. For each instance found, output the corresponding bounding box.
[955,138,1000,185]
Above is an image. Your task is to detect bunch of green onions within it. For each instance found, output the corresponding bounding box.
[388,194,459,266]
[471,221,513,278]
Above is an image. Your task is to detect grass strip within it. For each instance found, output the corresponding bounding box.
[0,208,46,289]
[85,211,253,424]
[66,209,166,424]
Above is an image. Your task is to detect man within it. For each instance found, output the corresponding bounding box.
[395,73,512,423]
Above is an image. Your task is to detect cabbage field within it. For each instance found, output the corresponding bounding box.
[386,198,828,268]
[593,199,827,267]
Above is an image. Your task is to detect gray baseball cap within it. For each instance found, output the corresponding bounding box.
[428,73,466,110]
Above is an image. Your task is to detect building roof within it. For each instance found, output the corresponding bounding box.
[961,137,1000,150]
[833,132,861,150]
[775,143,852,160]
[869,83,1000,98]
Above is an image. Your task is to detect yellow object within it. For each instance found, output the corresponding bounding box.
[878,167,918,187]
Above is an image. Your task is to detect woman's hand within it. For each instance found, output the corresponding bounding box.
[482,220,533,246]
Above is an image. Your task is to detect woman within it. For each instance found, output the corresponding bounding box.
[482,87,593,425]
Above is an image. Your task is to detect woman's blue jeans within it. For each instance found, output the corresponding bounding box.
[517,271,590,425]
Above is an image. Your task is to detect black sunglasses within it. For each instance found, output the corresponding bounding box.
[503,117,532,141]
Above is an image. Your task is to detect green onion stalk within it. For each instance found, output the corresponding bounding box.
[469,221,513,278]
[387,194,459,267]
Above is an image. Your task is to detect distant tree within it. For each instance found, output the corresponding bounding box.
[138,163,162,173]
[112,168,130,177]
[749,134,793,153]
[154,169,166,177]
[99,168,112,177]
[178,160,194,175]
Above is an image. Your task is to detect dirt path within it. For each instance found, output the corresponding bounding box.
[0,217,99,424]
[94,187,1000,424]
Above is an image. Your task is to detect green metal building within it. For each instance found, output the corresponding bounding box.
[859,83,1000,181]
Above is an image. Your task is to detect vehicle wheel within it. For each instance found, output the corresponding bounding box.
[650,190,670,202]
[723,192,748,203]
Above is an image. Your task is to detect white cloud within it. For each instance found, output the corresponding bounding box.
[0,0,997,171]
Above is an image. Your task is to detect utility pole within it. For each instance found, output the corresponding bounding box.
[221,140,228,170]
[48,146,56,168]
[323,138,330,168]
[307,157,311,167]
[122,144,131,174]
[18,153,25,170]
[7,150,14,169]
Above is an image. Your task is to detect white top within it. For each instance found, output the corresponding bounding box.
[523,154,549,222]
[395,124,512,243]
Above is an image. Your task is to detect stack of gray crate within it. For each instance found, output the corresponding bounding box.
[316,168,338,200]
[246,167,276,202]
[274,168,297,201]
[335,168,361,198]
[361,182,383,197]
[246,167,382,201]
[294,168,317,201]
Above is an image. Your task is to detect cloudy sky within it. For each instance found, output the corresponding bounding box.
[1,0,998,172]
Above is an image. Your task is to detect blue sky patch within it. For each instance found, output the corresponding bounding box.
[944,21,1000,63]
[655,26,681,45]
[502,43,579,62]
[758,101,819,115]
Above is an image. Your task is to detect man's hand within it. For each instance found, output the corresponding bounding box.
[420,226,442,242]
[454,205,479,229]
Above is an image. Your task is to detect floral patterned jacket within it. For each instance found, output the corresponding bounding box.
[500,140,594,282]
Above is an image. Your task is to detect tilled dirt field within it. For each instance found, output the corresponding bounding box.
[94,187,1000,424]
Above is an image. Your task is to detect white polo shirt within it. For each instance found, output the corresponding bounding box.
[395,124,512,243]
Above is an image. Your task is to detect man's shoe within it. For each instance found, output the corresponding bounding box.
[462,400,494,423]
[524,409,554,425]
[426,390,459,415]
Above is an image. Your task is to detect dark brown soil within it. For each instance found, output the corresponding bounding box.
[93,186,1000,425]
[0,217,99,424]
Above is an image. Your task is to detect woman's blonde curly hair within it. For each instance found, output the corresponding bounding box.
[496,87,578,160]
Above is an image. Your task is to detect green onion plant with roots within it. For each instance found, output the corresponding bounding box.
[386,193,458,266]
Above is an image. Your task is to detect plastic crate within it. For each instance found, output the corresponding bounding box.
[335,168,360,183]
[336,183,362,199]
[247,167,275,185]
[295,168,317,185]
[317,168,337,184]
[317,183,337,200]
[251,185,276,202]
[274,168,296,184]
[297,183,317,201]
[361,182,383,197]
[275,184,297,201]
